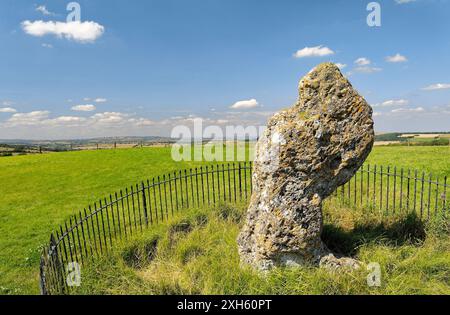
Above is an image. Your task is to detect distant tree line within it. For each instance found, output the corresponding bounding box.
[375,133,450,146]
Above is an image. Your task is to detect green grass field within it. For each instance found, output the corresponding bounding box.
[0,146,449,294]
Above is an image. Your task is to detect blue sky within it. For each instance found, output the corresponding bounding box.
[0,0,449,139]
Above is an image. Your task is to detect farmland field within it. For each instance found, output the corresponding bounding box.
[0,145,449,294]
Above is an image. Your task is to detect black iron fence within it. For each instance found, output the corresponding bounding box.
[39,162,448,295]
[334,165,448,219]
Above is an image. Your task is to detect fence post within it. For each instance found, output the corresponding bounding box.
[49,233,64,294]
[39,250,48,295]
[238,163,242,201]
[141,182,148,226]
[443,176,447,217]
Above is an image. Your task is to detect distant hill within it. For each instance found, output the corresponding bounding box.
[0,136,174,146]
[0,136,175,156]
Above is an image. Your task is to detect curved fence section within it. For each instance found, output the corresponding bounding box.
[40,163,253,295]
[39,163,448,295]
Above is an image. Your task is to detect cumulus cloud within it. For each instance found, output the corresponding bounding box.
[91,112,128,124]
[45,116,87,127]
[373,99,409,107]
[230,99,259,110]
[354,57,371,66]
[293,46,335,58]
[7,111,50,126]
[41,43,53,48]
[128,117,155,126]
[53,116,85,122]
[89,112,153,127]
[94,98,107,103]
[386,53,408,63]
[21,20,104,43]
[348,59,382,74]
[422,83,450,91]
[335,63,347,69]
[71,104,96,112]
[1,110,155,130]
[0,107,17,113]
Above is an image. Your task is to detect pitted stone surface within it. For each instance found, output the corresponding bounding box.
[237,63,374,270]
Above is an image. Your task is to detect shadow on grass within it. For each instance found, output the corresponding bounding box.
[322,212,427,257]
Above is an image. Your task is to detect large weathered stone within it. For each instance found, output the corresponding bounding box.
[237,63,374,270]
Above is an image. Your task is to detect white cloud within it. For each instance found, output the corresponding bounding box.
[0,107,17,113]
[128,117,155,126]
[46,116,87,126]
[36,5,54,16]
[6,111,50,126]
[373,112,382,117]
[91,112,128,124]
[293,45,335,58]
[71,104,96,112]
[354,57,371,66]
[422,83,450,91]
[94,98,107,103]
[41,43,53,48]
[21,20,104,43]
[54,116,85,122]
[395,0,416,4]
[230,99,259,110]
[335,63,347,69]
[373,99,409,107]
[1,109,159,131]
[386,53,408,63]
[391,107,425,113]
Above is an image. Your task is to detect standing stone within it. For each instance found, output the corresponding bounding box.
[237,63,374,270]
